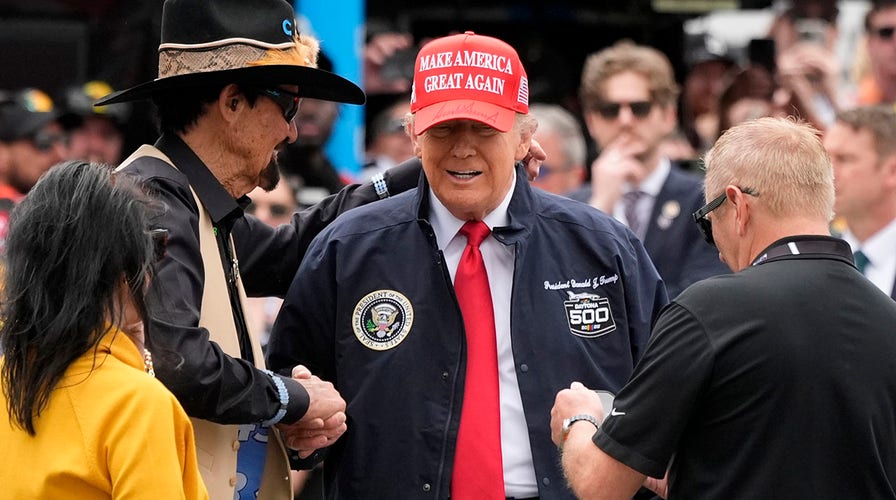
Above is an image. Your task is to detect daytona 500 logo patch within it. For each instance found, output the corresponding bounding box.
[564,291,616,338]
[352,290,414,350]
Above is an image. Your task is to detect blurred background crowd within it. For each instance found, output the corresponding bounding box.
[0,0,886,205]
[0,0,891,264]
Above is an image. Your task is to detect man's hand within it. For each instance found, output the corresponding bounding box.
[550,381,606,447]
[364,32,414,95]
[276,365,347,458]
[522,138,547,181]
[588,136,647,213]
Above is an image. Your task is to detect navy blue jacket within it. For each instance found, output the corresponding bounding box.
[267,168,668,499]
[570,163,729,298]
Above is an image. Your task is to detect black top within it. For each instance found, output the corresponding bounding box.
[595,235,896,499]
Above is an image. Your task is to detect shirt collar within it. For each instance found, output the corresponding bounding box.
[63,326,145,380]
[627,157,670,197]
[842,217,896,263]
[155,133,245,226]
[429,169,515,250]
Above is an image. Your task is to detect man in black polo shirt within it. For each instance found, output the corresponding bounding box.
[550,117,896,499]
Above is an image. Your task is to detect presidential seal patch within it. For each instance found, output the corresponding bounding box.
[563,290,616,338]
[352,290,414,351]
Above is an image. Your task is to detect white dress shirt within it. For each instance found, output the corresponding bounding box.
[842,217,896,296]
[612,157,671,240]
[428,171,539,498]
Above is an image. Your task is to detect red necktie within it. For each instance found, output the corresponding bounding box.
[451,220,504,499]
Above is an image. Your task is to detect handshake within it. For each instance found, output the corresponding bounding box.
[276,365,347,458]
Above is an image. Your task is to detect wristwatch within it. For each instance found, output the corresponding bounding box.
[561,414,601,444]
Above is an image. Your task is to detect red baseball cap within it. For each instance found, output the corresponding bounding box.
[410,31,529,134]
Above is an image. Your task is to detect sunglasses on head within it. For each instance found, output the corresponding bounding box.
[872,25,896,40]
[691,187,758,247]
[257,88,303,122]
[593,100,654,120]
[29,130,67,152]
[148,228,169,263]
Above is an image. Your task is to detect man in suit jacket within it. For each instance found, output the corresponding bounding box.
[824,105,896,299]
[569,40,728,298]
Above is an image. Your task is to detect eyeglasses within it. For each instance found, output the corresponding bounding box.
[29,130,67,152]
[871,25,896,40]
[258,88,303,122]
[692,187,758,247]
[246,202,291,218]
[149,228,169,262]
[593,101,654,120]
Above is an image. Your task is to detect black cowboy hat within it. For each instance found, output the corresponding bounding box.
[95,0,365,106]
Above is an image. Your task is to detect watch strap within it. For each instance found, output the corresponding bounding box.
[562,413,601,444]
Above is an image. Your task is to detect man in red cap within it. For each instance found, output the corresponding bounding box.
[267,31,667,499]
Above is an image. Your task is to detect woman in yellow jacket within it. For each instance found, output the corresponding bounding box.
[0,160,207,499]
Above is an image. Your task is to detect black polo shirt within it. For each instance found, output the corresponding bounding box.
[595,236,896,499]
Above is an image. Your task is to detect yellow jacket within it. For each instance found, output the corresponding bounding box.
[0,327,208,499]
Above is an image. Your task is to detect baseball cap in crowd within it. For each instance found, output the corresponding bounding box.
[410,31,529,134]
[95,0,364,106]
[58,81,131,129]
[0,88,59,143]
[684,32,737,69]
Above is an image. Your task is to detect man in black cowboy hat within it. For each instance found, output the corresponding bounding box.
[95,1,426,498]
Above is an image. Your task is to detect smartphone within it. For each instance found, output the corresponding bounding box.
[594,390,615,422]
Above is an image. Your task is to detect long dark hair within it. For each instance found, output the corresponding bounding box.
[1,161,157,435]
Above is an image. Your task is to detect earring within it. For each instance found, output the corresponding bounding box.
[143,349,155,377]
[230,99,238,111]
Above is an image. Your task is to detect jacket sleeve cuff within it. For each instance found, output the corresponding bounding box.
[279,376,310,425]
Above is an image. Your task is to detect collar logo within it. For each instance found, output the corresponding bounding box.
[563,291,617,338]
[352,290,414,351]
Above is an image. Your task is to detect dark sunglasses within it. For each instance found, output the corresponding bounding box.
[29,130,67,152]
[691,187,758,247]
[593,100,654,120]
[872,25,896,40]
[149,228,169,262]
[258,88,303,122]
[246,202,291,218]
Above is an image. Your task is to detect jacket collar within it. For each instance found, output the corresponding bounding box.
[413,162,535,245]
